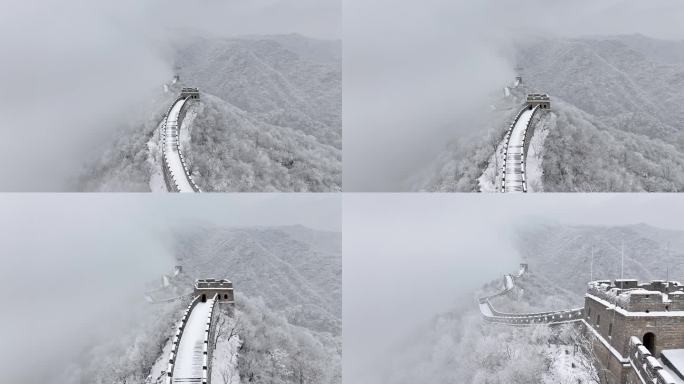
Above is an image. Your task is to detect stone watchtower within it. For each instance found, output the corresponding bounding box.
[180,87,200,100]
[514,76,523,87]
[584,279,684,382]
[526,93,551,110]
[194,279,235,305]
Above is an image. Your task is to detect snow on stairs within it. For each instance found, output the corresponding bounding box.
[161,96,202,193]
[500,106,538,193]
[171,299,214,383]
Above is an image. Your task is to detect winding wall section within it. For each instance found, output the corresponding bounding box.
[478,266,584,326]
[166,294,219,384]
[161,97,201,193]
[500,105,541,193]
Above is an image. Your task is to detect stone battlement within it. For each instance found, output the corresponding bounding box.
[627,336,678,384]
[587,280,684,312]
[180,87,200,99]
[195,278,233,289]
[194,279,234,304]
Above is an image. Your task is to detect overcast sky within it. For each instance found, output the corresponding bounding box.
[343,193,684,383]
[0,193,339,382]
[343,0,684,191]
[0,0,339,191]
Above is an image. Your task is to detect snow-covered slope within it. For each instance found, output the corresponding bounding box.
[518,35,684,191]
[78,34,341,192]
[174,35,341,149]
[183,93,341,192]
[517,35,684,139]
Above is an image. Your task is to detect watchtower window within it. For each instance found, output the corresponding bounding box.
[596,314,600,327]
[201,294,207,303]
[224,294,228,299]
[608,323,612,337]
[587,307,591,318]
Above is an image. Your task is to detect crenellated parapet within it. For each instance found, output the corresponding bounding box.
[628,336,678,384]
[587,280,684,312]
[526,93,551,110]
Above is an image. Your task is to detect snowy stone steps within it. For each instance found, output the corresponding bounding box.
[172,299,215,382]
[161,97,200,192]
[500,106,539,192]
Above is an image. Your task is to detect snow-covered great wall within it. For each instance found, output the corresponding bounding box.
[496,93,551,193]
[160,88,202,193]
[166,280,235,384]
[476,86,552,193]
[500,105,539,192]
[477,264,585,325]
[167,295,217,384]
